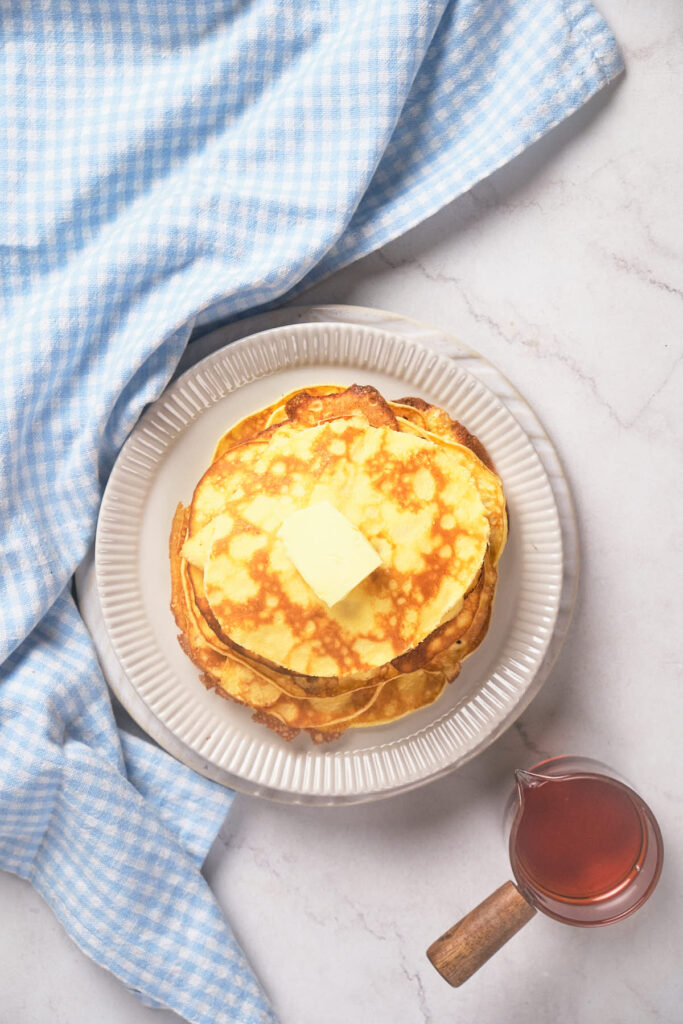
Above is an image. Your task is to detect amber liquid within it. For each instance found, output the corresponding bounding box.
[509,767,662,925]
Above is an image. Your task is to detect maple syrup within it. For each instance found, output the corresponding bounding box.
[509,758,663,926]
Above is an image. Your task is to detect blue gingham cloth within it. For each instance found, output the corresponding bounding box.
[0,2,621,1021]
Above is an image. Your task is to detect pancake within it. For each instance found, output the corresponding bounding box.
[389,400,508,564]
[169,384,507,743]
[188,387,405,689]
[349,670,450,728]
[185,388,390,660]
[170,502,384,740]
[211,385,344,463]
[285,383,398,429]
[428,554,498,679]
[390,396,495,470]
[184,399,499,696]
[193,417,490,681]
[348,553,498,730]
[210,657,382,730]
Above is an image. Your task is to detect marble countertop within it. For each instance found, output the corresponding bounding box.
[2,2,681,1021]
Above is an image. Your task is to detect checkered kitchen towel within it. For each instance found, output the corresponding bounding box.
[0,2,621,1021]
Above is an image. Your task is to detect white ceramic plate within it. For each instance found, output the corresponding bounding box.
[96,313,573,804]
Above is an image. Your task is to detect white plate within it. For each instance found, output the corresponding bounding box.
[95,309,576,804]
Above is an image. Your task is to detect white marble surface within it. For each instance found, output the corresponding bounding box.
[2,2,682,1021]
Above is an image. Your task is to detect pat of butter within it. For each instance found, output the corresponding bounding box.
[277,501,382,607]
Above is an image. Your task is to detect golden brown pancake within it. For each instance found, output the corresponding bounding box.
[197,419,489,679]
[389,400,507,564]
[349,670,450,728]
[170,502,384,740]
[285,383,398,429]
[211,385,344,463]
[169,384,507,743]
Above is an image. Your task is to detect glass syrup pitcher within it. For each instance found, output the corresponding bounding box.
[426,757,664,986]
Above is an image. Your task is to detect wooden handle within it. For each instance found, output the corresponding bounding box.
[426,881,536,987]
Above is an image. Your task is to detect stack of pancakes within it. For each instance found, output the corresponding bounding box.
[169,385,507,743]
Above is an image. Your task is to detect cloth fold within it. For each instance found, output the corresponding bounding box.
[0,2,621,1021]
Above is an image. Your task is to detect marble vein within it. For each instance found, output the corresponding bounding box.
[379,243,683,436]
[606,251,683,302]
[513,720,552,761]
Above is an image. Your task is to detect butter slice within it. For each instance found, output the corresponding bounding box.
[277,501,382,607]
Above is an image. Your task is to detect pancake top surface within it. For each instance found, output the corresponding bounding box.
[195,417,490,678]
